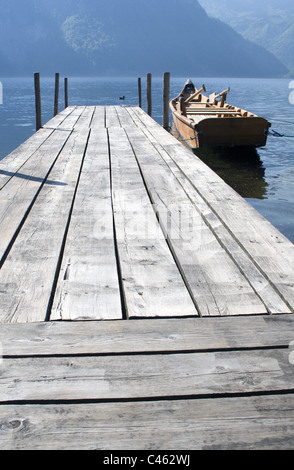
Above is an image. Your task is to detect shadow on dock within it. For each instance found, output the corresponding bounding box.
[0,169,67,186]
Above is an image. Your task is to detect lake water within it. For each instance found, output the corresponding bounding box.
[0,76,294,242]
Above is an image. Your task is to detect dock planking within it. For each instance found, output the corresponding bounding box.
[0,105,294,449]
[108,126,197,318]
[0,105,293,322]
[0,315,294,449]
[51,127,122,321]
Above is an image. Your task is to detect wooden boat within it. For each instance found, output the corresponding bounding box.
[170,80,271,149]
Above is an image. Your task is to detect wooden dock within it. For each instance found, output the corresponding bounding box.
[0,105,294,449]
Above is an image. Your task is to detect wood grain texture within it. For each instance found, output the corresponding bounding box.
[115,105,136,127]
[0,128,91,323]
[108,126,198,318]
[90,106,105,129]
[0,107,76,192]
[0,315,293,356]
[105,106,121,128]
[0,128,53,190]
[1,105,293,323]
[0,348,293,402]
[127,106,294,314]
[1,394,294,449]
[1,106,294,451]
[133,119,291,314]
[51,128,122,321]
[125,124,267,316]
[0,128,72,264]
[0,314,294,450]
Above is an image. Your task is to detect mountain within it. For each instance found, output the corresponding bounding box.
[0,0,288,77]
[0,0,90,75]
[199,0,294,74]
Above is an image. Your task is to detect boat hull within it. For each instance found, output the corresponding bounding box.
[171,107,270,149]
[170,81,271,149]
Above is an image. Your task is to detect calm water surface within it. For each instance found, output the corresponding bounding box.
[0,76,294,242]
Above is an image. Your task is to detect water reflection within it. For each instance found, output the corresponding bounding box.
[171,124,268,199]
[194,146,268,200]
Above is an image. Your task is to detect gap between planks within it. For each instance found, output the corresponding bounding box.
[125,106,294,314]
[0,106,293,323]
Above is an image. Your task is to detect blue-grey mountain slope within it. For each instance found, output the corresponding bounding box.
[199,0,294,74]
[0,0,288,77]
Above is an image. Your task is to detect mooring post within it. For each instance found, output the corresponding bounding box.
[147,73,152,116]
[54,73,59,116]
[64,78,68,108]
[34,72,42,131]
[138,77,142,108]
[163,72,170,130]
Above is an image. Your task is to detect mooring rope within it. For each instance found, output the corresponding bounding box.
[268,129,294,138]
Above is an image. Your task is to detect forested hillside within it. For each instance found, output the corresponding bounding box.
[0,0,288,77]
[199,0,294,74]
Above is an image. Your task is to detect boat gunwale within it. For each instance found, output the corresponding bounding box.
[169,82,271,149]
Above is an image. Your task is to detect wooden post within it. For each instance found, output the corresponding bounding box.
[34,72,42,131]
[163,72,170,130]
[147,73,152,116]
[138,77,142,108]
[64,78,68,108]
[54,73,59,116]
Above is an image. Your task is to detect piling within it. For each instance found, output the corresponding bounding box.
[64,78,68,109]
[54,73,59,117]
[34,72,42,131]
[163,72,170,130]
[147,73,152,116]
[138,77,142,108]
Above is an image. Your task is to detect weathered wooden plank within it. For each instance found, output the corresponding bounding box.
[129,108,294,312]
[0,107,80,191]
[90,106,105,129]
[72,106,95,131]
[125,125,267,316]
[115,105,135,127]
[48,106,85,131]
[1,394,294,449]
[105,106,121,128]
[0,315,293,356]
[0,128,72,265]
[41,106,77,130]
[135,120,291,314]
[108,127,198,318]
[0,348,293,402]
[124,106,142,127]
[0,128,91,323]
[51,128,122,321]
[0,128,54,190]
[128,105,158,127]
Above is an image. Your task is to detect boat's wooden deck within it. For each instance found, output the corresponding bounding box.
[0,105,293,322]
[0,106,294,450]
